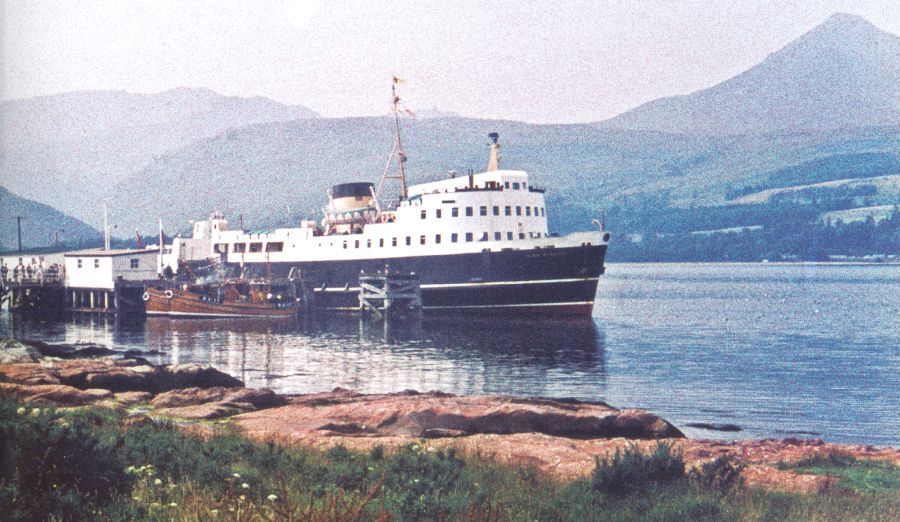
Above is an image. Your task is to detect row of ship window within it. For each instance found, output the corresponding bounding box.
[218,228,548,254]
[343,231,545,249]
[217,242,284,254]
[421,205,545,219]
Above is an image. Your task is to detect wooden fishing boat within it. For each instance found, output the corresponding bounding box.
[143,282,299,318]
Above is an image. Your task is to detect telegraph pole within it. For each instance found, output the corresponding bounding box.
[16,216,23,253]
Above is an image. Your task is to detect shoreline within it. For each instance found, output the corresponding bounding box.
[1,337,897,496]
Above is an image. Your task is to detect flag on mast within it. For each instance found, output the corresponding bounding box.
[392,76,406,84]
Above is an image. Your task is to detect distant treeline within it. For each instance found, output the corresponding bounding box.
[550,175,899,262]
[607,212,899,262]
[724,152,899,201]
[603,186,881,236]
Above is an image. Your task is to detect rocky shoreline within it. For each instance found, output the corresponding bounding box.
[1,338,896,494]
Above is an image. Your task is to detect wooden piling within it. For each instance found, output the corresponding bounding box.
[358,269,422,318]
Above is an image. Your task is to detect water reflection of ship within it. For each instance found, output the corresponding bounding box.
[143,314,607,396]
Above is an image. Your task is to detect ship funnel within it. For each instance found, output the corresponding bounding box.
[487,132,500,172]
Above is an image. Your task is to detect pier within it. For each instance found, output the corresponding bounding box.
[1,272,66,313]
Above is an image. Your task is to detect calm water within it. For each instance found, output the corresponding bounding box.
[2,263,898,446]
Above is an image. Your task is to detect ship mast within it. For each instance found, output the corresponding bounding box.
[375,77,410,204]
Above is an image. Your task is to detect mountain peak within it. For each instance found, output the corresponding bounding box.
[601,14,899,136]
[792,12,893,49]
[819,12,879,30]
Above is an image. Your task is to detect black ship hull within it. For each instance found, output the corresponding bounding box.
[229,243,606,316]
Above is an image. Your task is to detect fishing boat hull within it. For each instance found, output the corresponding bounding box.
[143,288,299,318]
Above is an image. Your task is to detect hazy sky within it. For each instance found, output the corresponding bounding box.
[2,0,897,123]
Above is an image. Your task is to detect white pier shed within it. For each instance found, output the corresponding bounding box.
[63,248,159,312]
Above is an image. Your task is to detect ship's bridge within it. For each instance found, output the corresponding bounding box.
[407,170,531,198]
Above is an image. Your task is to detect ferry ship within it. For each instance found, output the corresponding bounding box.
[163,84,609,316]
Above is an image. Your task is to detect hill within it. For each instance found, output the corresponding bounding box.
[107,116,898,236]
[0,88,318,228]
[601,14,899,135]
[0,187,99,251]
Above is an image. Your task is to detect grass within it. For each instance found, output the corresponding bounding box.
[781,453,900,494]
[1,396,898,521]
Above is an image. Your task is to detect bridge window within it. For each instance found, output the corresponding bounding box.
[534,206,539,216]
[516,206,522,216]
[465,232,473,242]
[94,259,100,268]
[249,242,263,253]
[505,206,511,216]
[507,231,513,240]
[512,182,520,190]
[265,242,284,252]
[77,259,83,268]
[465,206,473,217]
[379,238,384,247]
[494,232,501,241]
[526,207,531,216]
[214,243,229,253]
[343,241,348,249]
[130,259,139,269]
[504,181,510,189]
[493,206,499,216]
[233,243,246,253]
[480,206,487,216]
[435,234,441,244]
[479,232,489,242]
[519,233,525,239]
[392,237,397,247]
[452,207,459,217]
[420,235,426,245]
[406,236,411,246]
[436,209,442,218]
[367,239,372,248]
[421,210,426,219]
[451,233,458,243]
[540,207,545,217]
[354,240,360,248]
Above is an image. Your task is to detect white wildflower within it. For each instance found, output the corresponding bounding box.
[153,478,162,486]
[241,482,249,489]
[267,494,278,501]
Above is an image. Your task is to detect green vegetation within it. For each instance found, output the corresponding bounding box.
[781,454,900,494]
[593,443,685,496]
[608,211,899,262]
[1,396,898,521]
